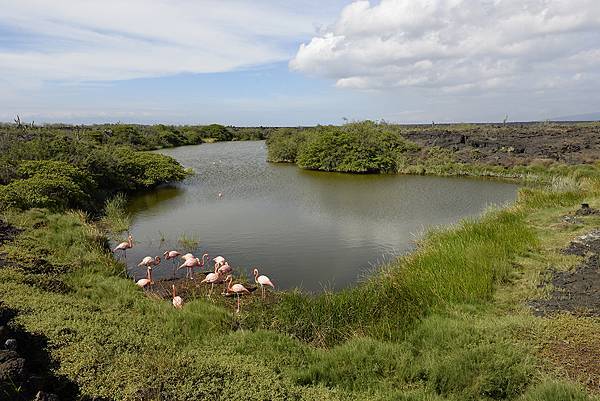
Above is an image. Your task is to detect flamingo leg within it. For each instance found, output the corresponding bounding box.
[236,293,240,313]
[208,283,213,298]
[172,260,176,278]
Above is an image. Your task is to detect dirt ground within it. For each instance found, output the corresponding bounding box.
[401,123,600,166]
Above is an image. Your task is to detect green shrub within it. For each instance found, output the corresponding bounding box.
[268,121,419,173]
[0,161,95,210]
[266,129,306,162]
[200,124,232,141]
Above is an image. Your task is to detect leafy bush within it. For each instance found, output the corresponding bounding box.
[0,129,188,211]
[200,124,232,141]
[0,161,94,210]
[266,129,306,162]
[267,121,419,173]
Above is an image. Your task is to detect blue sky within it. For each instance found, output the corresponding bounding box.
[1,0,600,125]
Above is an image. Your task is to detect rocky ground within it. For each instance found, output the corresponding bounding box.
[529,208,600,318]
[401,123,600,166]
[527,205,600,391]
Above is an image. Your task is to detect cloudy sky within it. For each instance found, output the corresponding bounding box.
[1,0,599,125]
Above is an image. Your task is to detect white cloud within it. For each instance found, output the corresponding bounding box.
[290,0,600,93]
[0,0,337,83]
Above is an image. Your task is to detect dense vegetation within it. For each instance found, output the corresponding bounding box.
[0,125,192,211]
[267,121,419,173]
[1,121,599,400]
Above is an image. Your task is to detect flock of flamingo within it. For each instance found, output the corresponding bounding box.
[113,234,274,313]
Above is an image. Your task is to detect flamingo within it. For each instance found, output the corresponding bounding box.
[177,253,208,279]
[172,285,183,309]
[135,266,153,289]
[163,250,181,277]
[113,234,133,262]
[200,265,222,297]
[253,268,275,299]
[217,261,232,276]
[224,274,251,313]
[138,255,161,268]
[181,253,195,261]
[213,256,226,267]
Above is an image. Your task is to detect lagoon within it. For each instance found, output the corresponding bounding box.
[126,141,518,292]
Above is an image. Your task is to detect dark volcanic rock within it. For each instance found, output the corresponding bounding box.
[401,124,600,166]
[530,228,600,317]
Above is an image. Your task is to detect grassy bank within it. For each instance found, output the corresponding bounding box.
[1,123,599,400]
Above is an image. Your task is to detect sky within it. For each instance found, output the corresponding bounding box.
[1,0,600,125]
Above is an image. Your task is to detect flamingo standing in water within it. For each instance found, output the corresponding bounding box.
[138,255,161,268]
[163,250,181,277]
[172,285,183,309]
[113,234,133,262]
[224,275,251,313]
[200,265,222,297]
[253,268,275,299]
[135,266,153,289]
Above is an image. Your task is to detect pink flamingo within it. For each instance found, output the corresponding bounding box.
[224,274,251,313]
[135,266,153,289]
[172,285,183,309]
[213,256,226,267]
[217,261,232,276]
[197,253,210,272]
[200,265,222,297]
[178,257,198,279]
[113,234,133,262]
[177,253,208,279]
[138,255,161,268]
[253,268,275,299]
[181,253,195,261]
[163,250,181,277]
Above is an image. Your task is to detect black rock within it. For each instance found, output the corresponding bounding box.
[5,338,17,351]
[34,391,60,401]
[0,355,27,382]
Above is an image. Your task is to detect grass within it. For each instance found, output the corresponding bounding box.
[262,207,538,346]
[100,193,131,235]
[1,162,600,399]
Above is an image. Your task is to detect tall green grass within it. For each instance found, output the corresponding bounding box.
[101,193,131,234]
[264,207,537,346]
